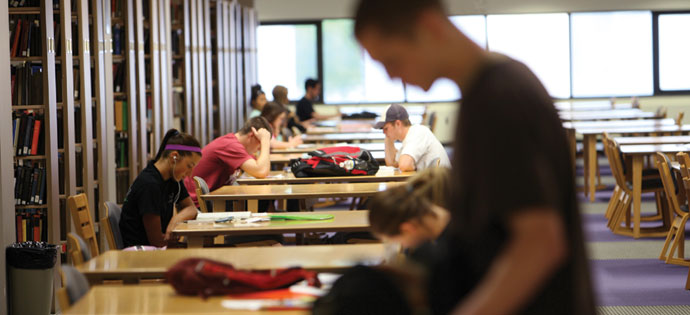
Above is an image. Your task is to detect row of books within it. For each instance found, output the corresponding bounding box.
[14,163,46,206]
[115,100,129,131]
[56,105,98,149]
[12,110,45,156]
[11,62,43,105]
[113,24,123,56]
[113,62,126,93]
[9,16,41,58]
[115,168,129,204]
[15,210,47,243]
[116,133,129,168]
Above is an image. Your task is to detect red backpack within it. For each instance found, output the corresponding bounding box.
[290,146,380,177]
[166,258,321,298]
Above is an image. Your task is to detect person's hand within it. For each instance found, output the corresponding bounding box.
[288,136,303,147]
[252,127,271,143]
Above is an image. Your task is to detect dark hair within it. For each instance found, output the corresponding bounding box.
[305,78,320,90]
[249,84,265,108]
[154,129,202,162]
[272,85,288,105]
[260,101,288,125]
[368,168,450,236]
[238,116,274,137]
[354,0,445,38]
[312,265,413,315]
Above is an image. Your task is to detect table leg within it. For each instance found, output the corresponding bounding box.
[188,236,205,248]
[585,134,597,202]
[632,155,642,238]
[213,200,225,211]
[248,200,258,213]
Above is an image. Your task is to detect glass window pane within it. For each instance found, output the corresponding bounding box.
[405,15,484,102]
[323,19,404,104]
[486,13,571,99]
[257,24,317,101]
[658,14,690,91]
[571,11,653,97]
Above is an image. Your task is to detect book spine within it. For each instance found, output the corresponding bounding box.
[31,118,40,155]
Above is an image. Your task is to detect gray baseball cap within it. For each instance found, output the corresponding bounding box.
[374,104,409,129]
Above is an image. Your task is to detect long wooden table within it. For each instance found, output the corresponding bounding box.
[565,120,690,202]
[76,243,386,283]
[236,170,413,185]
[64,284,308,314]
[619,144,688,238]
[173,211,371,247]
[559,110,659,122]
[614,136,690,145]
[555,100,634,111]
[302,132,386,143]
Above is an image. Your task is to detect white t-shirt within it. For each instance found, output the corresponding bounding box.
[396,125,451,170]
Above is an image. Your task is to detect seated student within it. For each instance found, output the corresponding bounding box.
[295,78,338,123]
[183,117,272,207]
[376,104,450,171]
[272,85,307,134]
[261,101,303,149]
[368,168,450,249]
[248,84,267,118]
[119,129,202,248]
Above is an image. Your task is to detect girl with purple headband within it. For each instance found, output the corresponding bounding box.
[119,129,202,248]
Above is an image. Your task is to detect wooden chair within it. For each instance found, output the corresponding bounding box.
[676,112,685,126]
[605,139,669,236]
[67,193,99,256]
[66,233,92,265]
[602,133,624,220]
[57,266,90,311]
[193,176,212,213]
[101,201,124,250]
[655,153,689,266]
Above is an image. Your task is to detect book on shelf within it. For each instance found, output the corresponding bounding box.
[13,162,46,206]
[12,110,44,157]
[113,24,122,56]
[11,62,44,106]
[14,209,47,243]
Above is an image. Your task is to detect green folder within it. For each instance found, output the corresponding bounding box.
[268,214,334,221]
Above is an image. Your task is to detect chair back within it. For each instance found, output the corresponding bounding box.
[67,233,92,265]
[57,266,90,311]
[676,152,690,207]
[102,201,124,250]
[194,176,213,212]
[655,152,684,217]
[602,133,627,188]
[676,112,685,126]
[67,193,99,256]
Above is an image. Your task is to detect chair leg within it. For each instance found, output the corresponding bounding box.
[605,186,621,220]
[659,220,677,261]
[666,215,690,266]
[610,193,631,232]
[642,192,664,222]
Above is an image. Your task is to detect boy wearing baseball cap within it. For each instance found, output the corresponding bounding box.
[376,104,450,171]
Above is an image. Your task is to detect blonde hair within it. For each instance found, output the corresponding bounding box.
[272,85,289,106]
[368,167,450,236]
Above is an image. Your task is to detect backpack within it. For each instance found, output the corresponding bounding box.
[166,258,320,297]
[290,146,380,178]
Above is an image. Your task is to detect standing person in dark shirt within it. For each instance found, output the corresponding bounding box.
[296,78,338,123]
[354,1,595,314]
[119,129,202,248]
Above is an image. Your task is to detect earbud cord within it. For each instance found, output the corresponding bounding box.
[171,158,181,205]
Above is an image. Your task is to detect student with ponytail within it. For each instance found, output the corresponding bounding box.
[368,167,451,249]
[119,129,202,247]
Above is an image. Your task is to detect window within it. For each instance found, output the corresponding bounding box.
[405,15,485,103]
[658,13,690,92]
[571,11,653,97]
[486,13,571,99]
[322,19,405,104]
[257,24,318,101]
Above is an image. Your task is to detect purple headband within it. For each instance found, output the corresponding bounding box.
[165,144,202,153]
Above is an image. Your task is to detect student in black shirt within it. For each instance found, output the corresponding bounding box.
[296,78,337,123]
[119,129,202,248]
[354,1,595,314]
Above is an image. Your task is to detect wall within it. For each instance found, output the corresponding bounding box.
[256,0,690,21]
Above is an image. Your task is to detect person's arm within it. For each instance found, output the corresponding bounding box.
[240,127,271,178]
[142,214,165,247]
[311,111,339,121]
[451,208,568,315]
[384,136,399,167]
[398,154,416,172]
[164,196,198,242]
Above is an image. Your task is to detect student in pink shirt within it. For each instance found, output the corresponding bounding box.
[183,116,273,207]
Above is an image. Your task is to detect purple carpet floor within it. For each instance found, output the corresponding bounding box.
[592,259,690,306]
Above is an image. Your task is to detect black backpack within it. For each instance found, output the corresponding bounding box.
[290,146,380,178]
